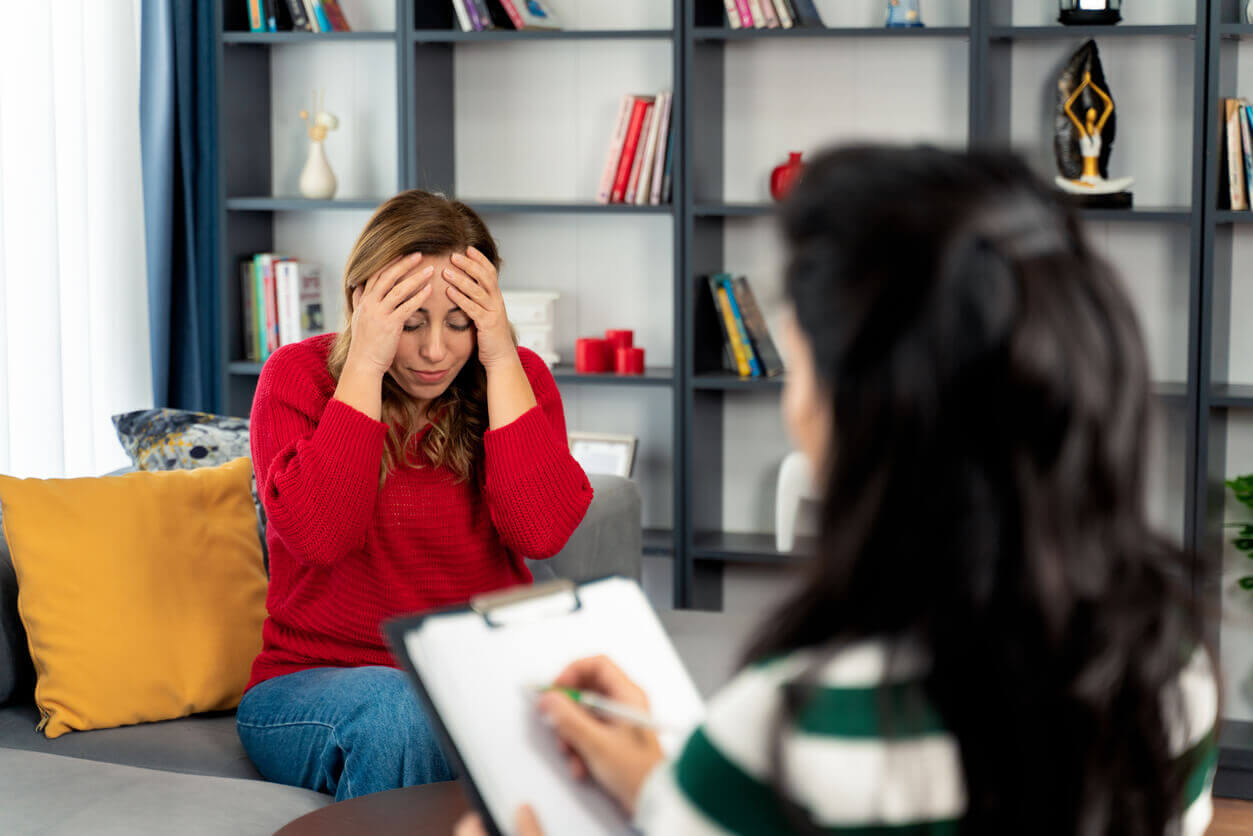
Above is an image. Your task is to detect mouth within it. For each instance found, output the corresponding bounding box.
[410,369,449,384]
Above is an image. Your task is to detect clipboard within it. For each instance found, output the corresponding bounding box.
[383,575,706,836]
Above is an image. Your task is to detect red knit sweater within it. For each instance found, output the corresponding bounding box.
[245,334,593,691]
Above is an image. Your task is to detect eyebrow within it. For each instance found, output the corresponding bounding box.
[413,307,465,315]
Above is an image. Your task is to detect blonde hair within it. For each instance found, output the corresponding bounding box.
[327,190,501,483]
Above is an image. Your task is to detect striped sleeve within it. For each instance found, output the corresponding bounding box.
[1173,646,1218,836]
[635,642,1219,836]
[634,642,965,835]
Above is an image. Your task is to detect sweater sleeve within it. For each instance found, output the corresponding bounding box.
[250,345,388,567]
[482,349,594,559]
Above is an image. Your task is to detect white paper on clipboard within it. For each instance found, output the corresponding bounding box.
[398,576,706,835]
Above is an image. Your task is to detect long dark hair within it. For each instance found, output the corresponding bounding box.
[749,145,1203,834]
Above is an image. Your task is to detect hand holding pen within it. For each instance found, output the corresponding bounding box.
[534,655,666,816]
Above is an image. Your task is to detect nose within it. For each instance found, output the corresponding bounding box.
[419,325,447,364]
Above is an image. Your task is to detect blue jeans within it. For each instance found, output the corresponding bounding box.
[236,666,455,801]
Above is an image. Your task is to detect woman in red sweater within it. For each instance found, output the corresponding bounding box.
[235,191,593,801]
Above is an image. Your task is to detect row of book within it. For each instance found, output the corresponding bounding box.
[451,0,561,32]
[246,0,351,33]
[1222,97,1253,211]
[704,274,784,378]
[240,255,326,363]
[597,92,675,205]
[723,0,825,29]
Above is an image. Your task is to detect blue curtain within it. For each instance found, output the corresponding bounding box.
[140,1,219,412]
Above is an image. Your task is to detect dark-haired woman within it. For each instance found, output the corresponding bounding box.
[459,146,1217,835]
[236,191,593,801]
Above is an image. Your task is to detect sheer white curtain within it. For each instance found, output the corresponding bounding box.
[0,1,153,479]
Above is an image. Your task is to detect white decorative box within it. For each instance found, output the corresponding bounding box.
[502,290,560,366]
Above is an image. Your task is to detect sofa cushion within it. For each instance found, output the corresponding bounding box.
[0,459,267,738]
[0,749,329,835]
[0,703,260,779]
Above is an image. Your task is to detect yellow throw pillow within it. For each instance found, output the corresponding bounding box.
[0,458,266,738]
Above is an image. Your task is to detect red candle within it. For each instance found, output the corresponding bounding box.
[616,346,645,375]
[605,329,634,353]
[575,338,611,373]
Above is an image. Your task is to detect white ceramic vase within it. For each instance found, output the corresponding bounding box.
[299,140,337,200]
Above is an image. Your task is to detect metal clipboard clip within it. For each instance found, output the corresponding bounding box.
[470,579,584,629]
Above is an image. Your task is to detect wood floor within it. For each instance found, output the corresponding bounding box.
[1209,797,1253,835]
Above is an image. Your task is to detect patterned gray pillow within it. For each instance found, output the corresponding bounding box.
[111,409,250,471]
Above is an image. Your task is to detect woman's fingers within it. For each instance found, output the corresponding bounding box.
[445,283,488,320]
[396,282,434,319]
[553,656,650,710]
[443,264,492,306]
[453,812,488,836]
[369,252,422,301]
[451,248,497,291]
[538,693,616,763]
[381,266,435,311]
[516,805,544,836]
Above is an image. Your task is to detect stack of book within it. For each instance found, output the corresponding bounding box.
[247,0,351,32]
[596,92,675,205]
[240,255,326,363]
[1221,97,1253,211]
[722,0,825,29]
[450,0,561,32]
[701,273,785,378]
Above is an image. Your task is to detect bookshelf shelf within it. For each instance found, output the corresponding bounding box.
[226,197,385,211]
[691,203,774,217]
[1215,210,1253,224]
[643,527,675,557]
[228,361,264,376]
[412,29,675,43]
[462,201,675,215]
[1076,207,1194,223]
[692,26,971,41]
[691,373,784,391]
[690,531,811,564]
[987,25,1197,40]
[1209,385,1253,409]
[1218,23,1253,39]
[222,31,396,43]
[550,365,675,387]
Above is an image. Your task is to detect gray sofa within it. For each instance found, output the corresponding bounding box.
[1,472,746,835]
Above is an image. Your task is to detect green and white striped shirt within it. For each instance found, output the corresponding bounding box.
[635,640,1217,835]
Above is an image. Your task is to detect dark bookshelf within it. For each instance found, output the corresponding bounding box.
[213,0,687,614]
[691,373,784,391]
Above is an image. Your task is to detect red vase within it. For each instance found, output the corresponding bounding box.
[770,152,804,202]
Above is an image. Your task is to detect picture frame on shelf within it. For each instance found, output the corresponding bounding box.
[568,432,638,479]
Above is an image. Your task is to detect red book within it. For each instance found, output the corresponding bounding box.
[733,0,754,27]
[262,255,280,354]
[625,103,655,204]
[611,97,653,204]
[496,0,526,29]
[321,0,351,31]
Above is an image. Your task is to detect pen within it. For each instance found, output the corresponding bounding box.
[532,685,665,731]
